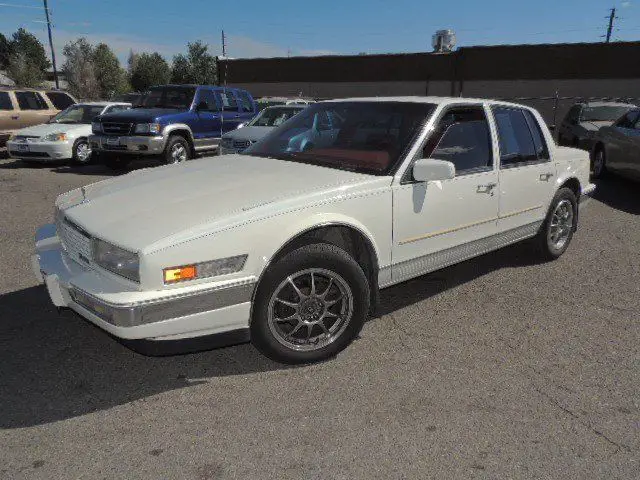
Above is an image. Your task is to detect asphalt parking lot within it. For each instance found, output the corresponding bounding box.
[0,151,638,479]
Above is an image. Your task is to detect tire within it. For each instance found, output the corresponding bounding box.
[592,146,607,179]
[103,154,130,171]
[251,243,370,364]
[535,187,578,261]
[71,138,92,165]
[163,135,191,165]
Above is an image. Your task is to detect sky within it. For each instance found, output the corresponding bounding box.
[0,0,639,65]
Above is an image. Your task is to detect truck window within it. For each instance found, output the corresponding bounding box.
[217,91,238,111]
[45,92,75,110]
[423,106,493,175]
[493,107,539,167]
[0,92,13,110]
[196,89,219,112]
[15,91,48,110]
[237,91,254,113]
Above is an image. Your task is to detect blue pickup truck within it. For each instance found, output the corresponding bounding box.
[89,84,257,169]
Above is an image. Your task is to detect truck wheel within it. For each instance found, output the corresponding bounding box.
[251,243,370,364]
[103,154,130,171]
[71,138,92,165]
[164,135,191,164]
[592,146,607,179]
[535,187,577,261]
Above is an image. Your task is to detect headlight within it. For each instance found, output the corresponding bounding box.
[134,123,161,134]
[93,238,139,282]
[43,132,68,142]
[163,255,247,284]
[92,122,102,133]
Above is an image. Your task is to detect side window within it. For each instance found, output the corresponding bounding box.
[615,110,640,128]
[216,90,238,111]
[565,105,581,124]
[107,105,130,113]
[237,91,254,113]
[196,89,219,112]
[15,91,48,110]
[493,107,539,167]
[523,110,550,160]
[0,92,13,110]
[45,92,75,110]
[423,106,493,175]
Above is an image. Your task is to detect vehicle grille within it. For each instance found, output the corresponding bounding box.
[233,140,255,150]
[102,122,133,135]
[13,135,40,142]
[59,217,92,265]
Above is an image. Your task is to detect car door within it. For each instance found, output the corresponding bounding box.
[216,89,243,133]
[604,109,640,174]
[492,106,556,234]
[392,104,500,283]
[14,91,52,128]
[193,88,223,146]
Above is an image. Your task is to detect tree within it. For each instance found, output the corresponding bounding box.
[62,38,100,99]
[93,43,128,98]
[170,41,217,85]
[0,33,11,70]
[129,52,170,92]
[6,28,50,87]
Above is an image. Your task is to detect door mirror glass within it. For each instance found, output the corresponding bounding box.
[413,158,456,182]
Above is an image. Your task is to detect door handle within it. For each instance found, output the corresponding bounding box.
[476,182,497,195]
[539,173,554,181]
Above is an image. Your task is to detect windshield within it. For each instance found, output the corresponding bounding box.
[139,87,195,109]
[248,107,305,127]
[50,105,104,124]
[245,101,435,175]
[581,105,633,122]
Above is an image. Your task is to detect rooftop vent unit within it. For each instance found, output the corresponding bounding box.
[432,29,456,53]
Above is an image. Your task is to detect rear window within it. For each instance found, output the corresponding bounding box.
[45,92,75,110]
[0,92,13,110]
[15,91,48,110]
[493,107,539,167]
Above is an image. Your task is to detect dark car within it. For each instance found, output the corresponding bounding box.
[592,107,640,180]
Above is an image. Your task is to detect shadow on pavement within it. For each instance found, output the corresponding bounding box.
[0,241,541,429]
[592,175,640,215]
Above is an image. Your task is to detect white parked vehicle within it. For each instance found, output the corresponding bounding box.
[7,102,131,164]
[33,97,595,364]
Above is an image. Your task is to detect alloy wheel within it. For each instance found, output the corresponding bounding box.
[548,199,574,250]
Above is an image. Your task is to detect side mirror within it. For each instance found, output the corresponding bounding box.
[412,158,455,182]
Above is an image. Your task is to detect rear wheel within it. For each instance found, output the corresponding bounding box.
[71,138,92,165]
[164,135,191,165]
[535,187,577,260]
[251,243,370,364]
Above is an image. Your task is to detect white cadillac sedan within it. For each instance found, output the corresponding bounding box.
[8,102,130,164]
[33,97,595,364]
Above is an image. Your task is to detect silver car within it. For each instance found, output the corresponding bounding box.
[219,105,306,154]
[558,101,635,151]
[592,107,640,180]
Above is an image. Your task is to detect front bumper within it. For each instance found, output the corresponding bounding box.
[7,140,73,161]
[32,223,254,341]
[89,134,165,155]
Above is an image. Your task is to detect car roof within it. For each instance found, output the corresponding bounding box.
[322,96,527,108]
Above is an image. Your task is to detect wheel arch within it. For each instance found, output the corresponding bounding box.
[250,220,382,321]
[164,124,195,150]
[556,176,581,231]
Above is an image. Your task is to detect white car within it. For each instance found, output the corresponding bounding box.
[8,102,131,164]
[32,97,595,364]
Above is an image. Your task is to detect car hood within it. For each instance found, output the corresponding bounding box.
[223,126,273,142]
[98,108,185,123]
[579,120,614,131]
[58,155,381,252]
[14,122,89,137]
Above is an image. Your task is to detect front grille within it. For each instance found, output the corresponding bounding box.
[102,122,133,135]
[9,150,51,157]
[13,135,40,142]
[59,218,92,265]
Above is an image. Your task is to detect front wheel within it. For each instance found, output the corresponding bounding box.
[535,187,577,260]
[164,136,191,165]
[71,138,92,165]
[251,243,370,364]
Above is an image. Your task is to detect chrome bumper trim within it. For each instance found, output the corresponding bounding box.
[89,134,165,155]
[69,279,256,327]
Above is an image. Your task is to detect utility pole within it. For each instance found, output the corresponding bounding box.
[43,0,59,89]
[221,30,226,57]
[605,7,616,43]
